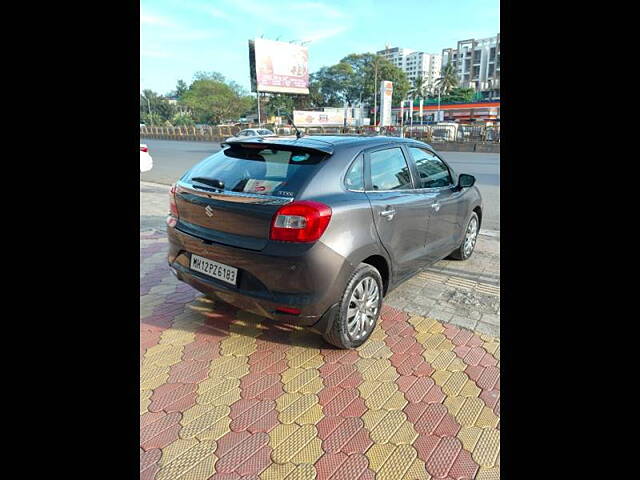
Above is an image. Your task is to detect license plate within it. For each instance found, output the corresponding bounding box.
[190,254,238,286]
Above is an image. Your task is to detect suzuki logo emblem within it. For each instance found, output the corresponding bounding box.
[205,205,214,217]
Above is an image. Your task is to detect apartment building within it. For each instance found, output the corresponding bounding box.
[377,46,442,93]
[441,34,500,99]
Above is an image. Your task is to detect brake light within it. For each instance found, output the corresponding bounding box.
[276,306,301,315]
[140,146,149,152]
[270,201,332,242]
[167,184,179,227]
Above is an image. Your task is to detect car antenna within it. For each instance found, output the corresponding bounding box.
[278,108,303,139]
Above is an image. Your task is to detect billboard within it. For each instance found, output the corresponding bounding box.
[293,110,344,126]
[379,81,393,126]
[249,39,309,94]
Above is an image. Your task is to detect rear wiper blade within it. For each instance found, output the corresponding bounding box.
[191,177,225,189]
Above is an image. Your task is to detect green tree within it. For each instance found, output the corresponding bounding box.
[140,89,176,122]
[181,79,252,125]
[175,80,188,98]
[311,54,409,108]
[441,87,475,103]
[435,62,458,96]
[172,112,195,126]
[409,75,428,100]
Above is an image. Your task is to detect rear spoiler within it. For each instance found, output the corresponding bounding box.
[223,137,335,155]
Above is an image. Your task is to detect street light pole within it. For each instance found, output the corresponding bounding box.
[373,60,378,129]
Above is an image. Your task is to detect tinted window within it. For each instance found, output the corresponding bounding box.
[408,147,452,188]
[184,146,326,197]
[369,148,412,191]
[345,155,364,190]
[258,129,272,135]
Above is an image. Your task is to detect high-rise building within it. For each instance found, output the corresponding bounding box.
[441,34,500,99]
[376,46,442,93]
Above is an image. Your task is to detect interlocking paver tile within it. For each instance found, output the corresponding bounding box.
[139,229,500,479]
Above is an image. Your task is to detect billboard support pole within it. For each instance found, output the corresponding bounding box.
[256,90,261,127]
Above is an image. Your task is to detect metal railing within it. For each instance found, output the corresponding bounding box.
[139,123,500,144]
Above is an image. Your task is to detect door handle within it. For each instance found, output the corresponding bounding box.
[380,208,396,220]
[432,202,441,212]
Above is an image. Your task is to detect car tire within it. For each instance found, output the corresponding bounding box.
[448,212,479,260]
[322,263,383,349]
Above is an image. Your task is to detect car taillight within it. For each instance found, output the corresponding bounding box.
[167,184,179,227]
[270,201,332,242]
[140,146,149,152]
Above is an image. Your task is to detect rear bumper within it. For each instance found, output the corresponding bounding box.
[167,225,354,327]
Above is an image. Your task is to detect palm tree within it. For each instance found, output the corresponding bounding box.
[409,75,427,100]
[435,62,458,96]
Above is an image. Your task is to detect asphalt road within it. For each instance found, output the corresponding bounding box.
[140,138,500,230]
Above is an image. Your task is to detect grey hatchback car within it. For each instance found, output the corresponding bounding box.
[167,136,482,348]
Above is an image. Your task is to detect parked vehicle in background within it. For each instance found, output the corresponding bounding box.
[431,122,460,142]
[166,135,482,348]
[140,144,153,172]
[224,128,277,144]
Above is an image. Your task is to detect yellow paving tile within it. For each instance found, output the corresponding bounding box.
[179,404,230,441]
[282,463,316,480]
[271,424,318,464]
[260,463,296,480]
[443,396,467,416]
[288,437,323,465]
[376,444,418,480]
[363,382,399,410]
[422,333,447,351]
[357,340,392,359]
[365,443,397,472]
[282,368,323,394]
[457,426,483,451]
[369,410,407,443]
[389,421,419,446]
[219,335,257,357]
[456,397,485,427]
[476,467,500,480]
[472,427,500,468]
[475,406,500,429]
[382,390,409,411]
[431,351,456,370]
[287,348,324,369]
[357,358,399,382]
[483,342,499,355]
[144,344,185,367]
[206,356,249,379]
[140,389,152,415]
[140,365,170,391]
[196,377,241,406]
[159,329,196,346]
[362,409,389,431]
[459,380,482,398]
[158,439,200,466]
[278,394,321,425]
[404,457,432,480]
[431,370,452,387]
[155,440,217,480]
[442,371,469,396]
[447,357,468,372]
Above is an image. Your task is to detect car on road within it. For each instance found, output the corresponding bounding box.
[140,144,153,172]
[166,136,482,348]
[223,128,276,144]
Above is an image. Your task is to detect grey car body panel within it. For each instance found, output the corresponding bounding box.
[167,135,482,327]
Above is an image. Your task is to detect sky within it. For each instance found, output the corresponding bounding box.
[141,0,499,95]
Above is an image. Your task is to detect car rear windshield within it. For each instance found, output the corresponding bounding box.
[182,145,327,197]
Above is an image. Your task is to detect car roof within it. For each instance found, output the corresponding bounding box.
[225,135,432,155]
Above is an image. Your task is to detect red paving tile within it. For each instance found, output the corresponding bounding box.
[477,365,500,391]
[149,383,197,413]
[323,417,365,454]
[425,436,463,479]
[448,449,480,480]
[140,448,161,480]
[414,403,449,435]
[168,359,211,384]
[331,453,370,480]
[434,414,462,438]
[315,452,349,479]
[414,433,441,462]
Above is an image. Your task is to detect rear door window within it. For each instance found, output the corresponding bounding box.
[368,147,413,190]
[183,145,326,197]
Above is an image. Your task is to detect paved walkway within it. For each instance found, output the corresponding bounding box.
[140,183,501,480]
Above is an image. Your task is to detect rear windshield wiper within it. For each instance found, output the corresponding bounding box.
[191,177,225,190]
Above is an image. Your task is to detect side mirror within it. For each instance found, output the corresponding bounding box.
[458,173,476,189]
